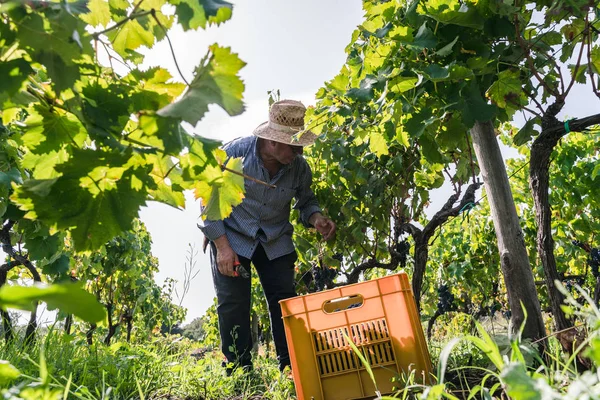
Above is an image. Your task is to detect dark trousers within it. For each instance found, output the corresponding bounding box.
[210,243,297,371]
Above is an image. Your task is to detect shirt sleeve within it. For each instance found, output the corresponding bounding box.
[294,161,322,227]
[196,139,241,240]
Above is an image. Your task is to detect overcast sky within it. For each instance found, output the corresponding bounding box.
[139,1,365,323]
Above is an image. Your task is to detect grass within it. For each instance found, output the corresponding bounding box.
[2,285,600,399]
[0,328,294,399]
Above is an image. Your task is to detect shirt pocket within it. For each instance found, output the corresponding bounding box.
[270,186,296,210]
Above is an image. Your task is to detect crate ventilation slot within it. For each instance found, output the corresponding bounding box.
[312,318,395,376]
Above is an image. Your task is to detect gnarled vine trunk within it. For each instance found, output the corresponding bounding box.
[530,130,571,332]
[400,182,481,311]
[529,112,600,333]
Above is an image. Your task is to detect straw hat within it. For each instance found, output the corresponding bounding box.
[253,99,317,146]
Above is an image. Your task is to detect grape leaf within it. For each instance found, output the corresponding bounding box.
[22,105,87,154]
[81,0,111,26]
[15,13,83,64]
[346,75,378,102]
[107,18,155,58]
[420,0,484,30]
[369,131,389,157]
[410,22,437,50]
[127,67,186,102]
[21,150,69,179]
[42,254,71,276]
[591,46,600,74]
[513,118,540,146]
[37,51,81,94]
[389,76,419,93]
[436,36,459,56]
[173,0,233,30]
[0,59,33,98]
[137,114,186,154]
[24,234,60,261]
[157,44,245,125]
[486,70,528,111]
[460,82,497,127]
[0,282,106,323]
[195,156,245,220]
[12,150,153,252]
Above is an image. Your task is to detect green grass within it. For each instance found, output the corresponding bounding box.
[0,329,295,399]
[2,285,600,399]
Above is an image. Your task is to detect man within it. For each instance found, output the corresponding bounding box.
[199,99,336,373]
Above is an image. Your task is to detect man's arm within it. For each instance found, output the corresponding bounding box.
[295,162,336,241]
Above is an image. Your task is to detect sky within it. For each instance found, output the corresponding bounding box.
[138,0,366,323]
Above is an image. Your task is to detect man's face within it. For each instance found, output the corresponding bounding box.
[272,141,303,164]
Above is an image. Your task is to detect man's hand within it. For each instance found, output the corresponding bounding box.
[214,235,239,277]
[310,213,336,241]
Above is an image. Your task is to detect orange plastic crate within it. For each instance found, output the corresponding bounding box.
[280,272,432,400]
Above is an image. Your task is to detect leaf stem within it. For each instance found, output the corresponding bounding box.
[91,10,153,39]
[221,165,276,188]
[150,10,190,86]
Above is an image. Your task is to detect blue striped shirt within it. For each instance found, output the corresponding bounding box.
[199,136,322,260]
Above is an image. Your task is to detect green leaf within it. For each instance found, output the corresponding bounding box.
[174,0,233,30]
[591,162,600,181]
[420,134,443,164]
[420,0,484,29]
[590,46,600,74]
[37,51,81,94]
[448,64,474,80]
[22,105,87,154]
[12,149,152,252]
[107,18,155,58]
[325,69,350,94]
[128,67,186,102]
[346,75,378,102]
[405,109,436,138]
[460,82,496,127]
[389,76,419,93]
[148,182,185,209]
[436,36,459,56]
[0,168,23,189]
[0,59,33,98]
[423,64,450,82]
[368,131,389,157]
[137,114,185,154]
[513,118,539,146]
[42,254,71,276]
[16,13,83,64]
[0,282,107,323]
[500,363,541,400]
[25,234,60,261]
[157,45,245,125]
[0,361,20,385]
[196,155,245,220]
[486,70,528,111]
[200,0,233,23]
[81,82,132,139]
[81,0,111,26]
[411,22,437,49]
[21,150,69,179]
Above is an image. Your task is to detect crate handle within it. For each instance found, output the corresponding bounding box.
[322,294,364,314]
